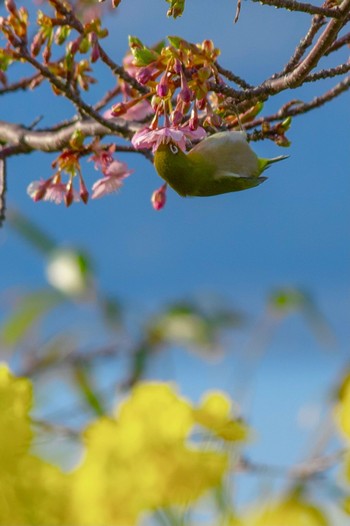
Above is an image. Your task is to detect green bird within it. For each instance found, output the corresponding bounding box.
[154,131,288,197]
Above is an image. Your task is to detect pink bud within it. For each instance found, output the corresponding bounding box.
[78,173,89,204]
[68,36,82,56]
[156,73,169,98]
[31,31,44,56]
[5,0,17,15]
[151,184,167,211]
[189,106,199,131]
[136,65,155,85]
[179,70,192,103]
[42,45,51,64]
[173,59,182,75]
[91,40,100,63]
[202,39,214,54]
[171,109,183,126]
[111,102,127,116]
[65,179,74,207]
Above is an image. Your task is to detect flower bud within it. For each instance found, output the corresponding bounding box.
[151,184,167,211]
[111,102,128,117]
[5,0,17,16]
[31,30,44,56]
[78,174,89,204]
[189,106,199,130]
[90,35,100,63]
[179,70,192,103]
[171,109,183,126]
[42,44,51,64]
[156,72,169,97]
[173,58,182,75]
[65,179,74,207]
[202,39,214,54]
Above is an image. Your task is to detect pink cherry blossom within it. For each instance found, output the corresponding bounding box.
[131,125,206,153]
[89,145,115,172]
[27,180,80,205]
[91,161,133,199]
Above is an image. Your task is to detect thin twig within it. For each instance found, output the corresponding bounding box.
[215,63,253,90]
[0,72,42,96]
[245,75,350,134]
[325,31,350,55]
[251,0,344,18]
[279,15,326,76]
[303,61,350,82]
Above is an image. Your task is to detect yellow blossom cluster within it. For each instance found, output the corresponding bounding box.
[0,366,68,525]
[0,365,249,525]
[70,383,233,524]
[239,496,329,526]
[0,363,335,525]
[334,373,350,514]
[335,374,350,440]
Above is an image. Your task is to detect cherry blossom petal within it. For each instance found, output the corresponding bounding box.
[104,160,133,179]
[132,125,207,153]
[91,176,124,199]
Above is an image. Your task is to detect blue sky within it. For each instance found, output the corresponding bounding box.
[1,0,350,509]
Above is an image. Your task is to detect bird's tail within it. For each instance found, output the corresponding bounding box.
[258,155,289,173]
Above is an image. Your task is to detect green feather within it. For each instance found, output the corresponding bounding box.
[154,131,288,197]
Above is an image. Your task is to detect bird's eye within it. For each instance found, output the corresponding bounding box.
[170,144,179,155]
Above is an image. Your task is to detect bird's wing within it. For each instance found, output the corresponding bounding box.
[188,131,260,177]
[215,171,267,192]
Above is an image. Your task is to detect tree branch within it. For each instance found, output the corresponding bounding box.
[245,75,350,134]
[325,30,350,54]
[279,15,326,76]
[0,118,141,156]
[304,61,350,82]
[0,72,42,96]
[214,0,350,113]
[55,2,149,94]
[251,0,344,18]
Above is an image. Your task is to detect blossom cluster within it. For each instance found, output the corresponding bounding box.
[1,1,291,212]
[2,363,350,525]
[27,140,132,206]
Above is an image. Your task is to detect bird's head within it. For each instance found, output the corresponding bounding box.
[154,141,187,177]
[153,141,195,196]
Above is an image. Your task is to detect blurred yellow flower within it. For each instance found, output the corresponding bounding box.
[335,374,350,440]
[343,496,350,514]
[194,391,249,442]
[70,383,229,525]
[0,364,33,469]
[0,365,68,526]
[241,497,328,526]
[117,382,194,446]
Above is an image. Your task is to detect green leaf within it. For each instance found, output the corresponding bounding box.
[0,290,63,347]
[132,48,158,66]
[167,35,185,49]
[128,35,144,51]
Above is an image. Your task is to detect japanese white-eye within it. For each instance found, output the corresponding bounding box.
[154,131,288,197]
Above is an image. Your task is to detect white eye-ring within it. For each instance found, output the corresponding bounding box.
[170,144,179,155]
